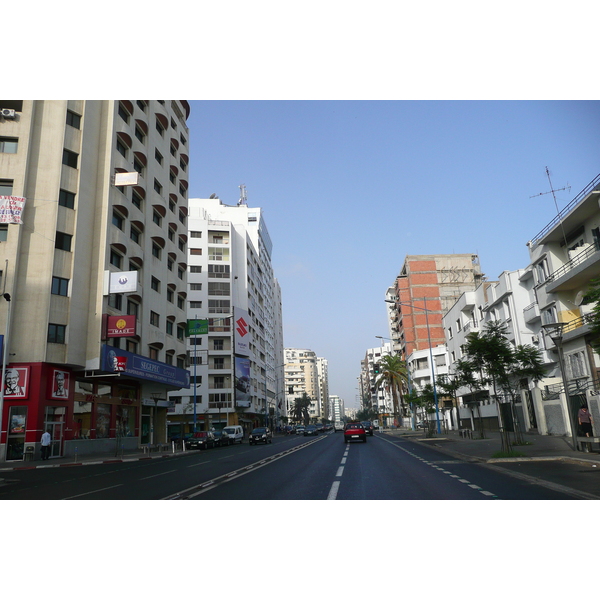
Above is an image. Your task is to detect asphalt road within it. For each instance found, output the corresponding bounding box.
[0,432,584,500]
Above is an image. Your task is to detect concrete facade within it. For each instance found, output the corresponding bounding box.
[0,100,191,460]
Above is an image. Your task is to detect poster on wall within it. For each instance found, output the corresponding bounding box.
[51,369,70,399]
[234,356,251,408]
[3,366,29,398]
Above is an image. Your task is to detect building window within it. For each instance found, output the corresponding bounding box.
[177,295,185,310]
[48,323,66,344]
[177,325,185,341]
[126,340,138,353]
[66,110,81,129]
[155,149,163,165]
[166,319,174,336]
[132,189,143,210]
[136,100,147,112]
[191,283,202,291]
[156,119,165,137]
[0,179,13,195]
[133,157,144,175]
[55,232,72,251]
[167,289,174,303]
[190,301,202,309]
[62,149,78,169]
[0,224,7,242]
[59,189,75,209]
[190,266,202,273]
[149,346,159,360]
[118,103,130,123]
[108,293,123,310]
[190,248,202,256]
[0,137,18,153]
[116,138,128,158]
[135,125,145,143]
[150,311,160,327]
[165,352,174,365]
[112,211,124,230]
[151,277,160,292]
[153,211,162,226]
[127,300,139,318]
[152,243,161,259]
[110,250,123,268]
[51,276,69,296]
[190,231,201,238]
[130,226,141,244]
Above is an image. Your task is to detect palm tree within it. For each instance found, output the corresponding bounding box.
[374,354,408,425]
[290,393,312,425]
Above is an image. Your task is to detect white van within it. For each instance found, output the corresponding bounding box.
[222,425,244,444]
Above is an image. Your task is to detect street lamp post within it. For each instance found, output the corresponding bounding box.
[542,322,578,451]
[385,298,441,434]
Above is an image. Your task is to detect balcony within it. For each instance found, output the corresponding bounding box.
[523,302,541,324]
[546,242,600,292]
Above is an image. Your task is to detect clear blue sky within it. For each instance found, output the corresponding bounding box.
[186,100,600,408]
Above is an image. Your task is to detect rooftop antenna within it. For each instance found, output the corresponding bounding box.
[238,184,247,206]
[530,166,571,248]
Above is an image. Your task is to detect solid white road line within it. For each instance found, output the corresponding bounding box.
[63,484,123,499]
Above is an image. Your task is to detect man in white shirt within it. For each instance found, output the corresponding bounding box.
[40,430,51,460]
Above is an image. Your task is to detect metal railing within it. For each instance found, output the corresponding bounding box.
[529,173,600,247]
[546,242,599,283]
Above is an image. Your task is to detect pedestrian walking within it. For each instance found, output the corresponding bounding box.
[40,430,51,460]
[578,406,593,437]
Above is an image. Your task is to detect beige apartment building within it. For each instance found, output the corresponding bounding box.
[284,348,322,421]
[0,100,191,460]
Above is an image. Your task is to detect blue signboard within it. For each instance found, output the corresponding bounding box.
[101,345,190,388]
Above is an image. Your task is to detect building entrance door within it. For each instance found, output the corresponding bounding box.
[44,421,63,458]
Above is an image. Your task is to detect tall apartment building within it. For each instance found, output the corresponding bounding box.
[386,254,484,360]
[316,357,330,420]
[329,394,345,424]
[166,196,284,436]
[0,100,191,460]
[284,348,321,420]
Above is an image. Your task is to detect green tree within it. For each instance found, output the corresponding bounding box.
[290,393,312,425]
[357,392,378,422]
[374,354,408,423]
[462,320,545,448]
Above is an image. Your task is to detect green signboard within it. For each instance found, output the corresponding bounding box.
[186,319,208,336]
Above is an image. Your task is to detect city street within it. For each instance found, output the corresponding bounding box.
[0,431,583,500]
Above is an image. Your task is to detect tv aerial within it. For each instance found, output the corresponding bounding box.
[530,167,571,247]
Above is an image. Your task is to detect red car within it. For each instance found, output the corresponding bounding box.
[344,422,367,443]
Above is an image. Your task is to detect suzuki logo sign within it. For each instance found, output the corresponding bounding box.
[236,316,248,338]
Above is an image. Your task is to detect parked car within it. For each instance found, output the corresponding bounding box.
[249,427,272,445]
[304,424,318,436]
[415,420,427,429]
[344,422,367,443]
[187,431,216,450]
[315,423,324,432]
[283,425,294,435]
[213,430,233,446]
[222,425,244,444]
[295,426,306,435]
[362,421,374,436]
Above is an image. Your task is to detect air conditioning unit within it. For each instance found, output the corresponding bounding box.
[1,108,16,119]
[532,334,540,344]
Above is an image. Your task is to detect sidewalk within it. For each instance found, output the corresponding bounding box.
[383,427,600,466]
[0,446,190,472]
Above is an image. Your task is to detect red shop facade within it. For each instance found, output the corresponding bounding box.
[0,361,140,461]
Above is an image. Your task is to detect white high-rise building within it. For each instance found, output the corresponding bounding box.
[167,196,284,436]
[284,348,321,421]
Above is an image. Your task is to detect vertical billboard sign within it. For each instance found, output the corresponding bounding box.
[234,356,251,408]
[234,307,250,356]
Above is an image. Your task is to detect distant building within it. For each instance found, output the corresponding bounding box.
[284,348,321,420]
[386,254,484,360]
